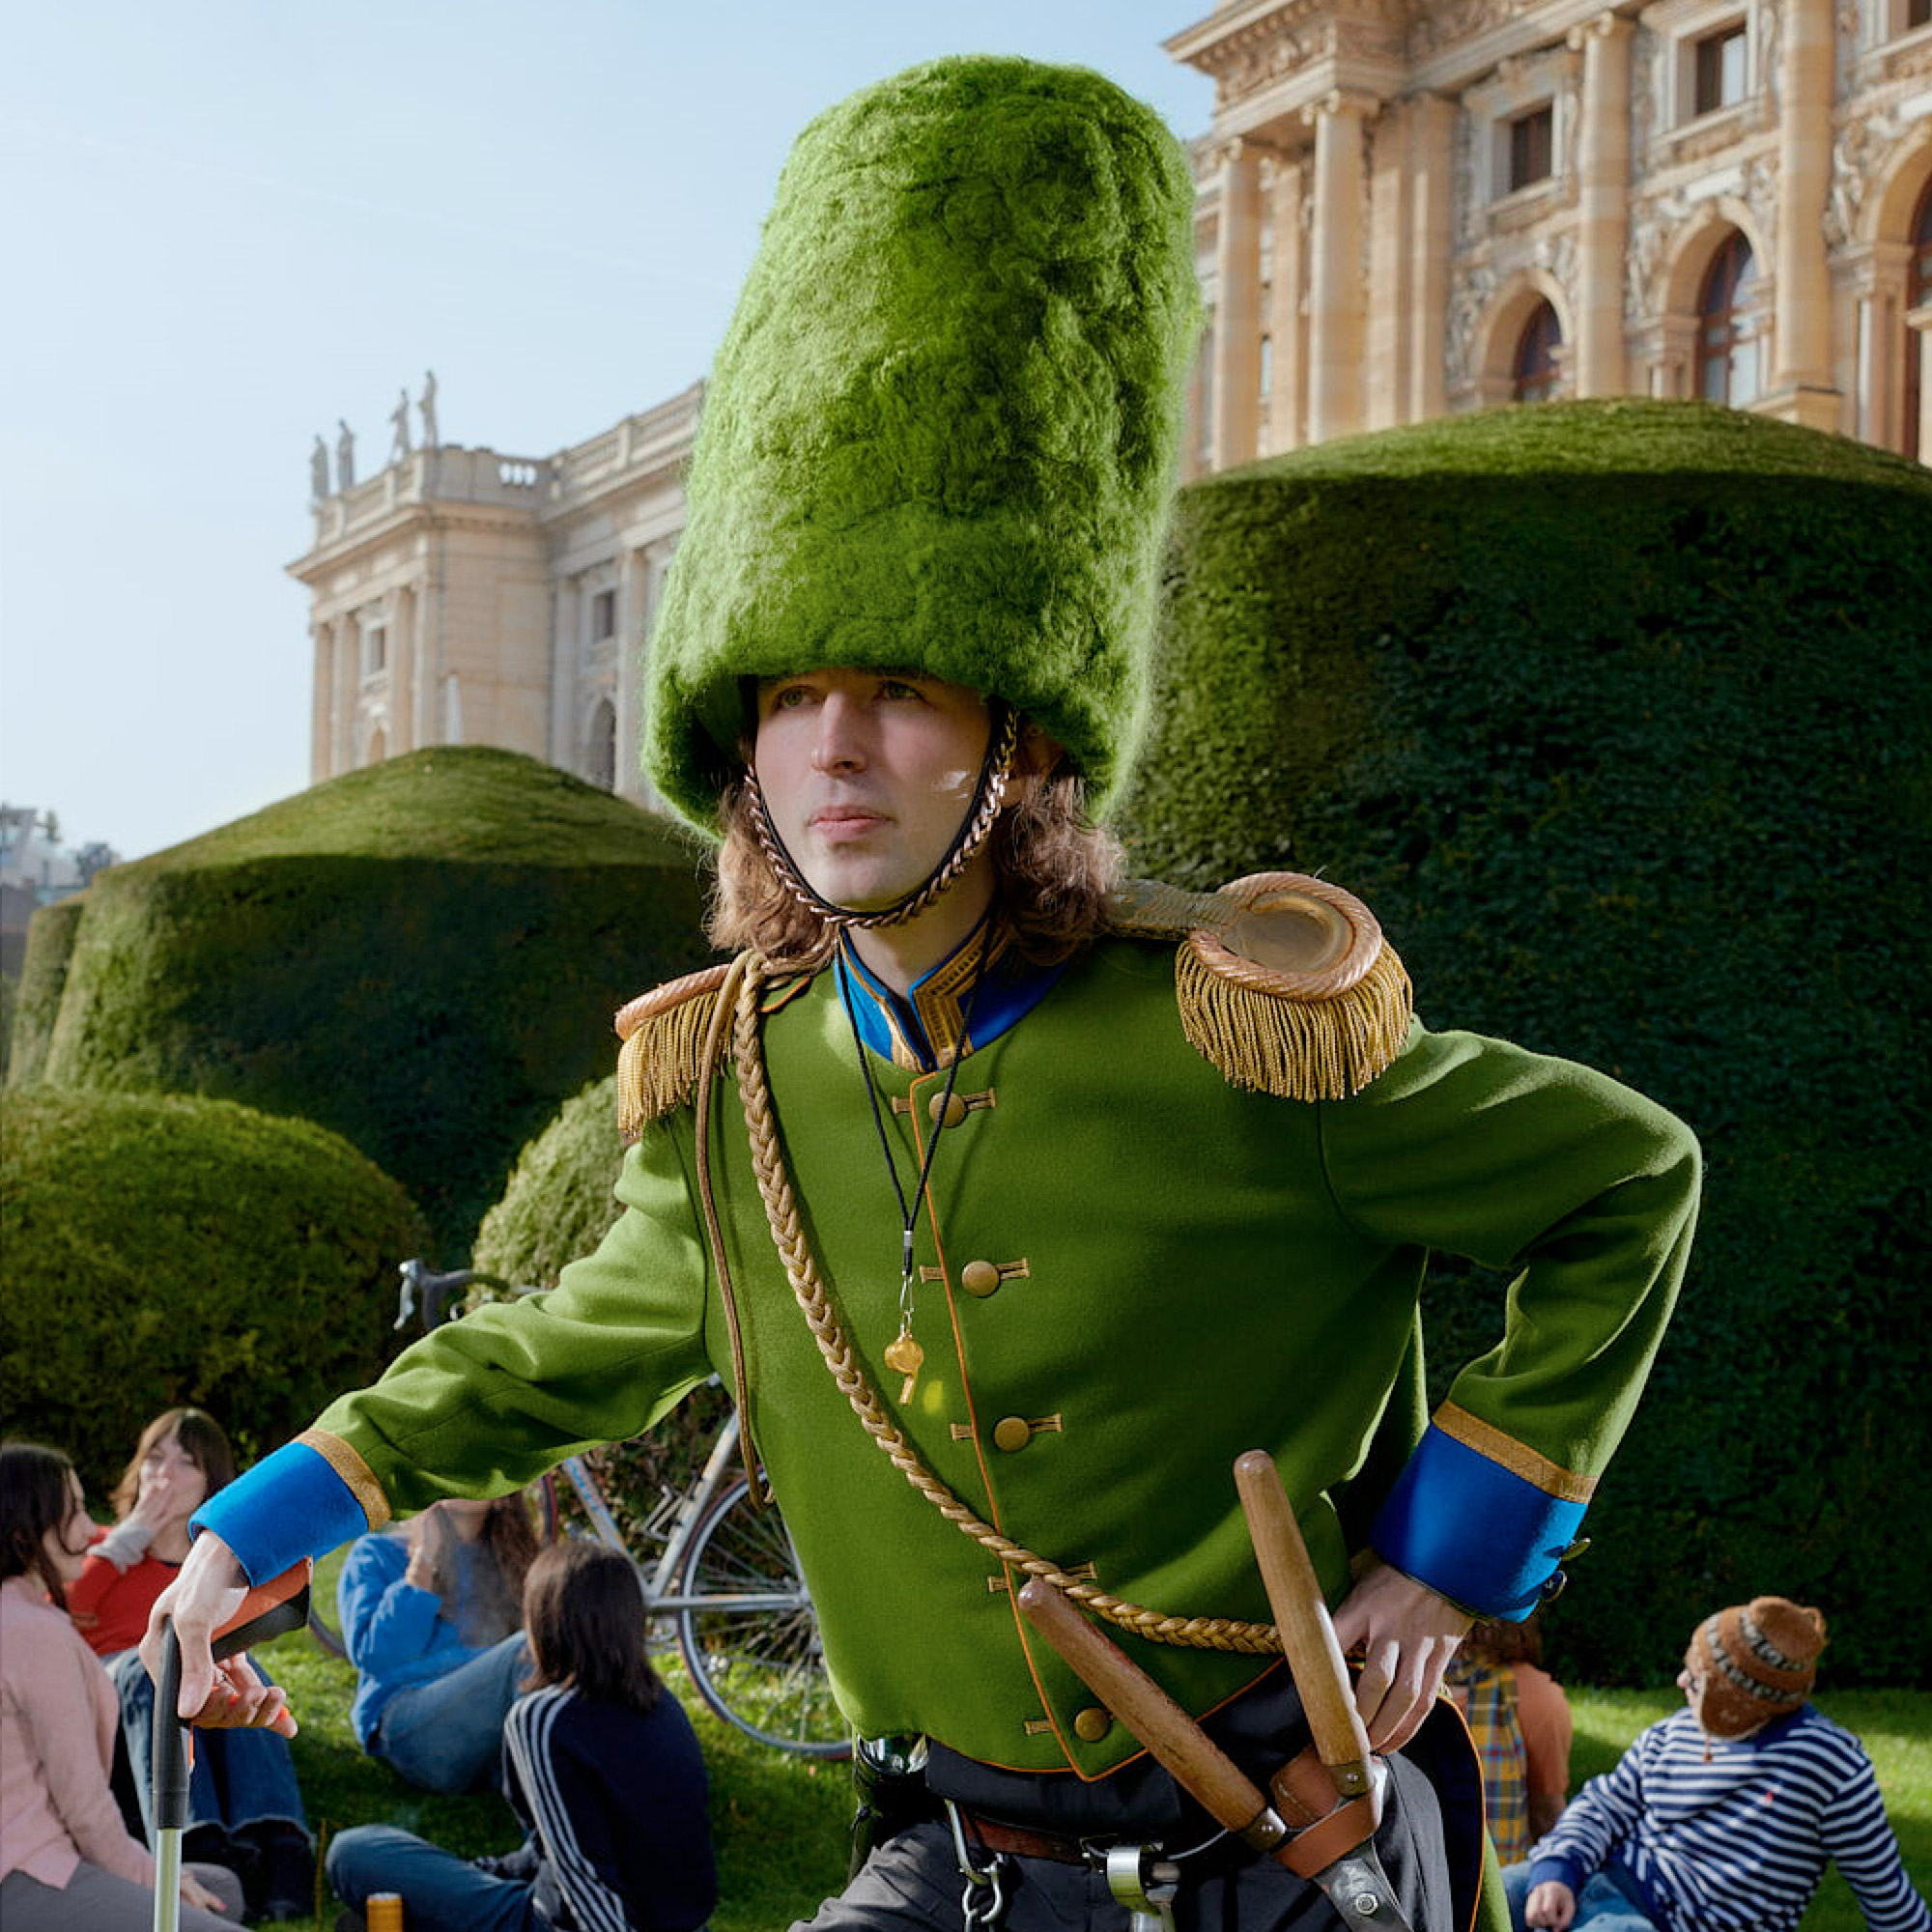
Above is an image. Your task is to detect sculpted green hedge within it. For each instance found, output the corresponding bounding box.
[472,1071,726,1546]
[17,748,716,1258]
[1120,400,1932,1687]
[1,1087,426,1493]
[8,891,87,1087]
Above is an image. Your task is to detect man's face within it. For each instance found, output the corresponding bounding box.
[753,668,993,913]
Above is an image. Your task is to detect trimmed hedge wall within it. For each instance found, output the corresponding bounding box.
[1120,400,1932,1688]
[8,891,88,1087]
[472,1072,727,1546]
[1,1087,427,1495]
[19,749,717,1257]
[472,1072,626,1291]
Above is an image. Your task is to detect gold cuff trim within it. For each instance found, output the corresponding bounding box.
[1434,1402,1597,1504]
[296,1427,392,1528]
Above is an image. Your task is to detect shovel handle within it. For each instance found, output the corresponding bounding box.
[1017,1579,1285,1851]
[1234,1451,1374,1797]
[151,1561,314,1833]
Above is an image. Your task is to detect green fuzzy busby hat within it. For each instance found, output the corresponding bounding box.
[641,54,1202,835]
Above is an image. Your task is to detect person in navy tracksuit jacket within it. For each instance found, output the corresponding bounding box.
[327,1539,716,1932]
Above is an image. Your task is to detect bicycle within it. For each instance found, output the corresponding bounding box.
[303,1259,849,1760]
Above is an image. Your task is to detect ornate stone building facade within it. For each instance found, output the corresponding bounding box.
[291,386,701,806]
[295,6,1930,796]
[1168,0,1932,472]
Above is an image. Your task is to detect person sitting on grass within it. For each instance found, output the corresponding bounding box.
[326,1536,716,1932]
[1445,1612,1571,1864]
[337,1491,538,1795]
[0,1439,246,1932]
[1505,1595,1929,1932]
[69,1406,314,1920]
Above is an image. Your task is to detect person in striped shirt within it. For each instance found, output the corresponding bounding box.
[327,1539,715,1932]
[1505,1596,1928,1932]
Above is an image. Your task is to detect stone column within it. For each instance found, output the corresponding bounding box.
[1266,156,1307,453]
[1366,107,1406,430]
[413,567,442,747]
[310,623,335,783]
[618,547,653,803]
[550,580,580,766]
[1772,0,1838,424]
[390,585,415,754]
[1406,95,1457,422]
[1573,14,1634,396]
[1211,140,1264,470]
[1910,306,1932,462]
[332,616,358,777]
[1307,93,1374,444]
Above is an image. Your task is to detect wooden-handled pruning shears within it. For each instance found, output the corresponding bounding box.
[1017,1452,1414,1932]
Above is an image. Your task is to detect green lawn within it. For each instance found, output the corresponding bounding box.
[252,1587,1931,1932]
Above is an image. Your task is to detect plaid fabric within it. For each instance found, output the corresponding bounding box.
[1448,1659,1530,1861]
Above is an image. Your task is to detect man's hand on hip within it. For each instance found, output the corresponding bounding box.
[1329,1557,1472,1752]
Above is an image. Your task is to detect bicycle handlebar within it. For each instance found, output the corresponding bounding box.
[395,1259,513,1332]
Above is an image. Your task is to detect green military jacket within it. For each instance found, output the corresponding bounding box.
[303,930,1699,1781]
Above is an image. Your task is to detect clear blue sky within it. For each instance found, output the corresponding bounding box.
[0,3,1212,863]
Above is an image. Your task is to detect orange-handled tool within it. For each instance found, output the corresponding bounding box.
[153,1560,312,1932]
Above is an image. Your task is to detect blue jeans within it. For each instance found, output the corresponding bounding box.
[1502,1861,1661,1932]
[328,1825,536,1932]
[108,1649,309,1844]
[370,1633,529,1794]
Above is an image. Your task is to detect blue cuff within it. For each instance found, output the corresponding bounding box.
[1370,1422,1588,1619]
[192,1441,374,1584]
[1528,1854,1585,1897]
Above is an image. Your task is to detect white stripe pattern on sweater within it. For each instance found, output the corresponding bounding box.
[507,1685,635,1932]
[1529,1706,1928,1932]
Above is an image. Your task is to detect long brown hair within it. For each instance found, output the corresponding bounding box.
[418,1494,541,1640]
[0,1441,83,1610]
[110,1407,238,1522]
[708,763,1122,972]
[522,1539,661,1716]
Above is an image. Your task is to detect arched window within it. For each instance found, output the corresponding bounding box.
[586,697,617,792]
[1512,300,1564,402]
[1697,232,1760,407]
[1906,176,1932,463]
[363,727,387,769]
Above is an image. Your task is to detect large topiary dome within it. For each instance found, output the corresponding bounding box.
[14,748,717,1256]
[1120,399,1932,1686]
[1,1087,427,1492]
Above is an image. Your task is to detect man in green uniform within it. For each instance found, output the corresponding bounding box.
[148,56,1700,1932]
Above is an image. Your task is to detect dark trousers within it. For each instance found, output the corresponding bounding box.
[796,1746,1455,1932]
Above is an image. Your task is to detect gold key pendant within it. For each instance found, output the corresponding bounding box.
[883,1324,924,1404]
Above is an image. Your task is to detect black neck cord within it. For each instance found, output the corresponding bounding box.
[837,924,997,1384]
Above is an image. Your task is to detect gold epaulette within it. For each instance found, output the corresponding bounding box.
[615,963,734,1141]
[1107,873,1412,1102]
[613,958,817,1140]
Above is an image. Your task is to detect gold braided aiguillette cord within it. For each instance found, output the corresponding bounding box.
[729,953,1279,1658]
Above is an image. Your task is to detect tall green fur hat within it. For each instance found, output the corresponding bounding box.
[641,54,1202,836]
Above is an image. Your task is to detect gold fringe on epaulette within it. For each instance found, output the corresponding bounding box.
[615,962,735,1141]
[1176,935,1412,1101]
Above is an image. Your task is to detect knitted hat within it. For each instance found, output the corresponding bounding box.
[641,55,1202,836]
[1686,1597,1828,1738]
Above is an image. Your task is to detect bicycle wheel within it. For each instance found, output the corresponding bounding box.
[674,1474,850,1760]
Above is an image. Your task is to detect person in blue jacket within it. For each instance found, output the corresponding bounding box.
[337,1492,536,1794]
[327,1537,716,1932]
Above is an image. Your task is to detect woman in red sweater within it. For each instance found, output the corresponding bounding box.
[70,1408,313,1921]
